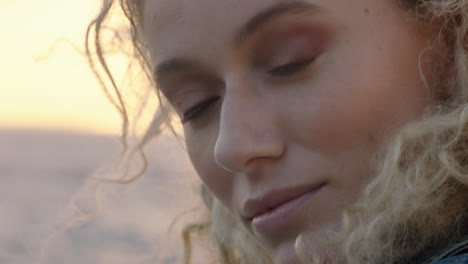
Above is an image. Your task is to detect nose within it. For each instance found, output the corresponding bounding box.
[214,80,285,174]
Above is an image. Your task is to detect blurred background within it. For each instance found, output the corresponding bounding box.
[0,1,206,263]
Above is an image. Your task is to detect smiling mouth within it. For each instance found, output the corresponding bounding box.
[243,183,326,234]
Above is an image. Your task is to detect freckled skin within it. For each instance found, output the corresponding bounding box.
[142,0,441,263]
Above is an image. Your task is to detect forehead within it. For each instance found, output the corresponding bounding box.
[141,0,299,64]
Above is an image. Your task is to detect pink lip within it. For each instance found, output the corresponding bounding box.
[242,183,325,234]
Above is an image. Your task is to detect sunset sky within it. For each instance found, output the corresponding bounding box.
[0,3,199,264]
[0,0,126,135]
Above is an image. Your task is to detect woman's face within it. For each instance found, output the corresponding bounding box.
[142,0,439,263]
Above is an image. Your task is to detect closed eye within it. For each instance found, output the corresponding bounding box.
[182,96,221,123]
[268,58,315,77]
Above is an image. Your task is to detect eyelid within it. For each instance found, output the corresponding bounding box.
[250,19,328,67]
[172,87,216,113]
[181,96,221,123]
[268,57,316,76]
[163,75,222,122]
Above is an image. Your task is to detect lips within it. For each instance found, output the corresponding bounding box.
[241,183,325,219]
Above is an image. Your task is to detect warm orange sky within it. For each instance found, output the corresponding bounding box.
[0,0,125,135]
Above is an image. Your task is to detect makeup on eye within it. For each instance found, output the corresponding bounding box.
[164,22,329,123]
[162,75,222,123]
[182,96,220,123]
[178,57,315,123]
[268,57,316,77]
[251,24,327,80]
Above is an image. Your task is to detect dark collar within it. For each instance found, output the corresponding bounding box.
[428,234,468,264]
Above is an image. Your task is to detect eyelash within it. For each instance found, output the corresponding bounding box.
[182,96,221,123]
[180,58,314,123]
[268,58,315,77]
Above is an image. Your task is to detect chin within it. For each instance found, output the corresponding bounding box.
[270,233,333,264]
[272,240,303,264]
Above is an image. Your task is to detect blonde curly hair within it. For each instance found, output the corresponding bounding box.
[86,0,468,263]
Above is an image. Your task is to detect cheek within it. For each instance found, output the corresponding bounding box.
[289,37,430,157]
[184,124,235,209]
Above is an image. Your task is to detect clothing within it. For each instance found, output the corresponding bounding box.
[433,254,468,264]
[430,235,468,264]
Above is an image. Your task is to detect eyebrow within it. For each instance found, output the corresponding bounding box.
[154,59,196,84]
[236,0,320,44]
[153,0,320,83]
